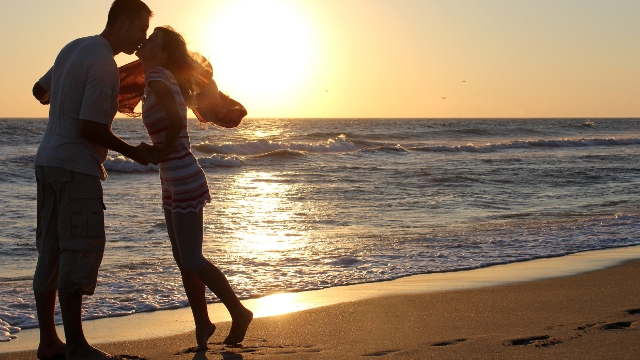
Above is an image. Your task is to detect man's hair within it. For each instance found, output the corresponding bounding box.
[106,0,153,26]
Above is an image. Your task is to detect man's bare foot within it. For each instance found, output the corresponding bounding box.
[195,322,216,350]
[36,339,66,359]
[223,308,253,345]
[66,345,122,360]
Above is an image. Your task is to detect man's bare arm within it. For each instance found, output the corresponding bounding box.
[79,120,156,165]
[32,82,50,105]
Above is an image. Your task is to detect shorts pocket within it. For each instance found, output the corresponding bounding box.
[87,216,104,237]
[73,260,96,284]
[71,216,106,237]
[69,199,105,238]
[64,198,106,251]
[71,216,88,236]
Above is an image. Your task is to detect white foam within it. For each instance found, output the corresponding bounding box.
[410,137,640,153]
[194,135,359,156]
[0,334,16,342]
[103,155,158,172]
[104,153,243,173]
[329,256,362,266]
[197,154,244,168]
[0,325,20,335]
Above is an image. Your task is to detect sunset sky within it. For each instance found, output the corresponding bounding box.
[1,0,639,118]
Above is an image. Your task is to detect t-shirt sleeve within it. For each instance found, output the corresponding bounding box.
[79,61,119,125]
[38,67,53,91]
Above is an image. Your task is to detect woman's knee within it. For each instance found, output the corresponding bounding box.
[179,253,208,274]
[172,251,186,271]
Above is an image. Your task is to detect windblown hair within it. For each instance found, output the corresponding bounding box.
[107,0,153,26]
[155,26,203,107]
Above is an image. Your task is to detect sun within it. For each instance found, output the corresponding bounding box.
[199,0,318,112]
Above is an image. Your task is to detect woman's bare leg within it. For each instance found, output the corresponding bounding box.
[170,209,253,345]
[165,209,215,349]
[195,262,253,345]
[180,270,216,350]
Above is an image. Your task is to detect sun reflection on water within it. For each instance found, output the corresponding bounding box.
[205,171,309,258]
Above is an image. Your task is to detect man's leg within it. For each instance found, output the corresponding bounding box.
[58,291,119,359]
[33,166,66,359]
[56,170,117,359]
[34,290,66,359]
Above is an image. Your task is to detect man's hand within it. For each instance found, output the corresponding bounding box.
[132,143,159,166]
[79,121,158,166]
[139,142,170,165]
[32,82,50,105]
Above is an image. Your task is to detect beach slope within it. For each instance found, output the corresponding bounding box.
[4,259,640,359]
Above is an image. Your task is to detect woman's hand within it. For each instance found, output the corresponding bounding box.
[138,142,163,164]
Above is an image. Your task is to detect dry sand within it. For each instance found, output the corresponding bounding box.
[2,253,640,359]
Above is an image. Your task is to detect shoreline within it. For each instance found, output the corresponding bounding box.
[1,244,640,356]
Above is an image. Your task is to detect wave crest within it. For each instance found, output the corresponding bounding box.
[409,137,640,153]
[103,155,158,172]
[194,135,359,156]
[104,154,244,173]
[197,155,244,168]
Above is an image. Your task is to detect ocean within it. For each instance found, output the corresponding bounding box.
[2,118,640,340]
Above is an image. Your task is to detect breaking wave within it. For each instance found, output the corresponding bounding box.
[409,137,640,153]
[193,135,359,156]
[104,154,243,172]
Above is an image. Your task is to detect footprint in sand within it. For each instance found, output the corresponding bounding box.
[361,349,401,356]
[430,338,468,347]
[600,321,636,330]
[504,335,562,348]
[219,352,244,360]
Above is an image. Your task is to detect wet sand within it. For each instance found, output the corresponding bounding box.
[2,247,640,359]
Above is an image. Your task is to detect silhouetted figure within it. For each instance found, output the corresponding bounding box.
[135,26,253,349]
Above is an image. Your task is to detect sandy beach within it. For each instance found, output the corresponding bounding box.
[1,246,639,359]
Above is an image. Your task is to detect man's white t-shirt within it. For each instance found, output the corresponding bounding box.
[35,35,119,181]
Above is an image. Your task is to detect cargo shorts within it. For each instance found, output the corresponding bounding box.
[33,166,106,295]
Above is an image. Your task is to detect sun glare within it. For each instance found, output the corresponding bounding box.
[250,292,314,317]
[214,172,304,255]
[200,0,318,111]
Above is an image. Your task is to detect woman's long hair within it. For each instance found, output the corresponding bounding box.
[155,26,201,107]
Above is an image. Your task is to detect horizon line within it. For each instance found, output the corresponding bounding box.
[3,117,640,120]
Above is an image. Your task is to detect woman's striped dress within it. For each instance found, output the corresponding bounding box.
[142,67,211,213]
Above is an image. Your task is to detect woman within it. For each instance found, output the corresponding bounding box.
[135,26,253,349]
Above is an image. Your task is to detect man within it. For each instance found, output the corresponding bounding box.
[31,1,153,359]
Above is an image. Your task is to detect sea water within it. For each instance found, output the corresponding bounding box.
[2,118,640,340]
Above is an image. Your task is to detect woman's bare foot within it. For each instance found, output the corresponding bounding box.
[223,308,253,345]
[195,322,216,350]
[36,339,66,359]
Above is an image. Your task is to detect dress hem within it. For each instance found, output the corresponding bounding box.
[163,195,211,213]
